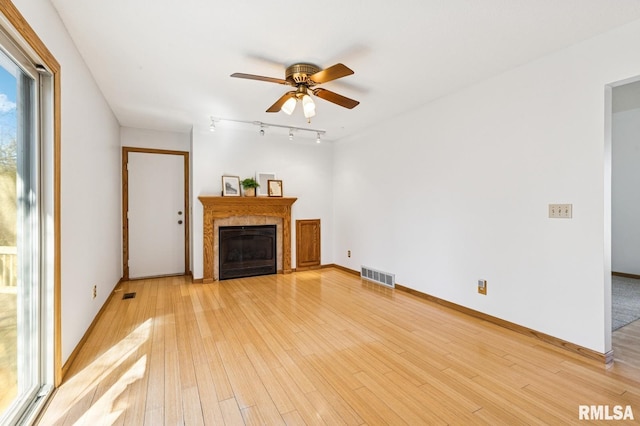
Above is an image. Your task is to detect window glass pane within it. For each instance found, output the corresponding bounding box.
[0,44,39,423]
[0,51,19,416]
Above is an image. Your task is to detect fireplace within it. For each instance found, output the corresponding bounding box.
[199,196,297,282]
[219,225,276,280]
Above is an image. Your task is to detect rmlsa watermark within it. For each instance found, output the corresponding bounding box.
[579,405,634,421]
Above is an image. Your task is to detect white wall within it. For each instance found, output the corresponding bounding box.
[121,126,190,151]
[612,107,640,275]
[334,19,640,354]
[13,0,121,363]
[191,126,333,279]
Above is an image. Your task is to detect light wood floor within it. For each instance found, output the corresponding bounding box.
[39,268,640,425]
[613,318,640,369]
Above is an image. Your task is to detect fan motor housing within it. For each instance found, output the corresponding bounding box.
[286,63,320,85]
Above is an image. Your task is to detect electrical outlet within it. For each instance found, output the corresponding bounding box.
[549,204,572,219]
[92,285,97,300]
[347,250,351,258]
[478,279,487,295]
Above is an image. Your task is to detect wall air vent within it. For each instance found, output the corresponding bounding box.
[361,266,395,288]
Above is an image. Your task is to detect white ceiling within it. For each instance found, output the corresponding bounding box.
[50,0,640,141]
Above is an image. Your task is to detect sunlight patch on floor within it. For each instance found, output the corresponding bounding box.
[47,319,152,424]
[74,355,147,425]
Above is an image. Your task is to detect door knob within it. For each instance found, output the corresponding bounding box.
[178,220,183,225]
[178,211,183,215]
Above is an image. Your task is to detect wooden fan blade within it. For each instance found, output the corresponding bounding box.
[230,72,290,85]
[309,63,354,84]
[266,92,296,112]
[313,88,359,109]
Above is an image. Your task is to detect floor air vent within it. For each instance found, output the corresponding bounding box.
[361,266,395,288]
[122,292,136,300]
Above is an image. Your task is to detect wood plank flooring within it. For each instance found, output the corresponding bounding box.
[613,318,640,369]
[38,268,640,425]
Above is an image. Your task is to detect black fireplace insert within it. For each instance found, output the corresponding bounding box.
[219,225,276,280]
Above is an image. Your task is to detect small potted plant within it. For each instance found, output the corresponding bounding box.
[241,177,260,197]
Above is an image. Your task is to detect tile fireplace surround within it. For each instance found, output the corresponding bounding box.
[198,196,297,282]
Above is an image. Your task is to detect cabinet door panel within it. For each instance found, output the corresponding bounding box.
[296,219,321,269]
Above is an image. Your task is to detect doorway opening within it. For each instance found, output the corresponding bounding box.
[609,75,640,366]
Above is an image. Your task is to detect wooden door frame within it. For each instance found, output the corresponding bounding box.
[122,147,190,280]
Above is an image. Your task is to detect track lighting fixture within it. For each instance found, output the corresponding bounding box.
[209,117,326,142]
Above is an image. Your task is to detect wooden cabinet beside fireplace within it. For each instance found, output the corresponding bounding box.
[296,219,321,270]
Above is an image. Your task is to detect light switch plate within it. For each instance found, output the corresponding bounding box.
[549,204,572,219]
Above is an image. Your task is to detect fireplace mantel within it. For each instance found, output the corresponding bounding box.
[199,196,297,282]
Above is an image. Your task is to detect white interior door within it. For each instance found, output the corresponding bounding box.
[128,152,185,278]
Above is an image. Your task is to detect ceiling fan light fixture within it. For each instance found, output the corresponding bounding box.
[302,94,315,119]
[231,62,358,122]
[281,97,297,115]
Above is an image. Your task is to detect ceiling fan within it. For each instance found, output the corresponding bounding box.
[230,63,359,121]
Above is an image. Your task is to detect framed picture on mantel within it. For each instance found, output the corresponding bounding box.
[221,175,240,196]
[267,179,283,197]
[256,172,276,196]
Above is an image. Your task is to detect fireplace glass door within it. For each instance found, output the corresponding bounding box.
[219,225,276,280]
